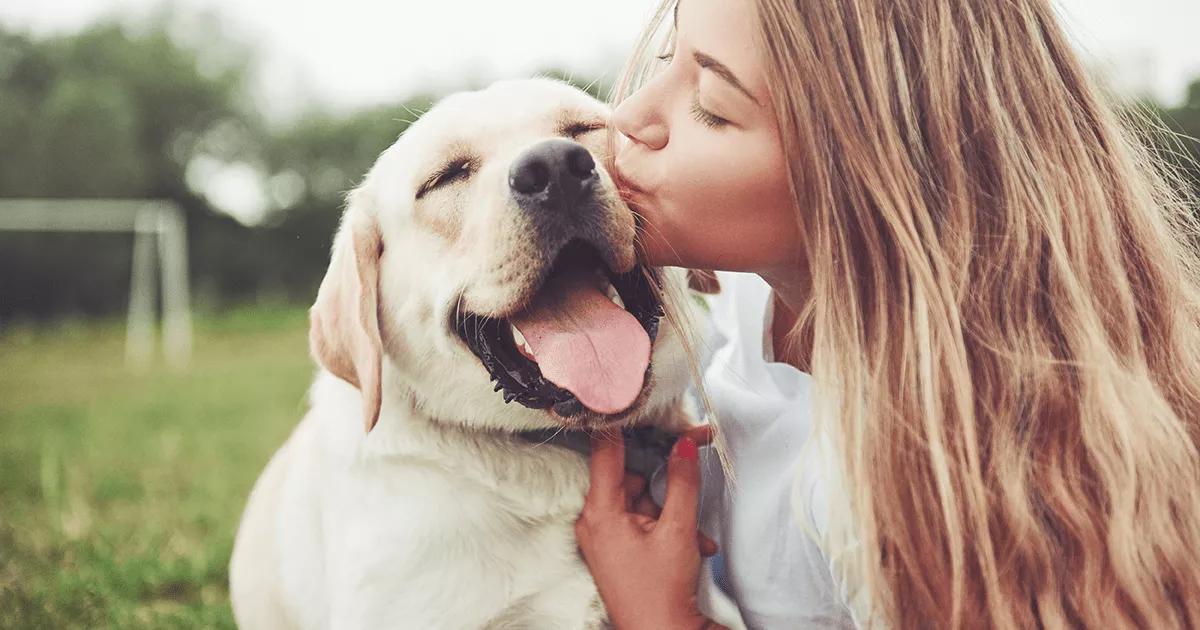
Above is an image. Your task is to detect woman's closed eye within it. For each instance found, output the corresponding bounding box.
[655,52,733,130]
[689,97,731,129]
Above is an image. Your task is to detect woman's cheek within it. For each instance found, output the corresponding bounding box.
[637,194,692,267]
[638,186,732,269]
[634,169,733,266]
[679,157,798,268]
[632,129,797,269]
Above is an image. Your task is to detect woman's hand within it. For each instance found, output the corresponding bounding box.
[575,426,727,630]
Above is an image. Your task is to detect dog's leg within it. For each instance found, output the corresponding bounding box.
[230,438,298,630]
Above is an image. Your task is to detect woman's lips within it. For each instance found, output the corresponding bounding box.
[613,156,651,204]
[618,186,643,203]
[616,174,649,201]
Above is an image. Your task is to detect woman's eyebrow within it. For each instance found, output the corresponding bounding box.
[693,51,761,106]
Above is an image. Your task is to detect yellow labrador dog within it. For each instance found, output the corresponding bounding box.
[229,78,719,629]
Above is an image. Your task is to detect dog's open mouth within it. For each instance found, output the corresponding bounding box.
[455,239,664,419]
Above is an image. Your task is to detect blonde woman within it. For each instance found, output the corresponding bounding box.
[572,0,1200,628]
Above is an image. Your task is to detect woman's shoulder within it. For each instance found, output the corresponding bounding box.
[692,273,880,627]
[702,271,771,326]
[695,271,774,375]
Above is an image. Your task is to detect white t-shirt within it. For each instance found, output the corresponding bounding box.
[669,270,872,629]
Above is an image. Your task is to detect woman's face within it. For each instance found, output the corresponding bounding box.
[611,0,800,273]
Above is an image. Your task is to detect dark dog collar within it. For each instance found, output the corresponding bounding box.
[515,425,677,480]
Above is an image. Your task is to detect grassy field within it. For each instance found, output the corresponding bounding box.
[0,306,315,629]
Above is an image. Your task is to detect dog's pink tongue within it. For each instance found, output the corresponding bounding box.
[510,270,650,414]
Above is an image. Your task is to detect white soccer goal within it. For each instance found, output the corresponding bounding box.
[0,199,192,369]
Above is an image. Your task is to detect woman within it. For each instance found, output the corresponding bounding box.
[573,0,1200,628]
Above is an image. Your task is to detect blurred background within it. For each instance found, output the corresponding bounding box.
[0,0,1197,627]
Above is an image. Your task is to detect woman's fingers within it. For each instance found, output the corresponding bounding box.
[586,431,626,513]
[682,424,714,446]
[622,473,646,511]
[586,432,715,558]
[659,437,701,532]
[632,493,661,519]
[631,513,656,532]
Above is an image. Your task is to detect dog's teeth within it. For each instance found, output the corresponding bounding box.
[604,282,619,300]
[511,325,527,348]
[602,281,626,309]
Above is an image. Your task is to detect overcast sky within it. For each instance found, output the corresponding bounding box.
[4,0,1200,118]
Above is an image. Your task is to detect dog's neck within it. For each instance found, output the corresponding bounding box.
[514,426,677,480]
[352,372,685,500]
[364,372,686,484]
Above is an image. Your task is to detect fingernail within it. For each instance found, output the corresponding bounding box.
[674,437,698,461]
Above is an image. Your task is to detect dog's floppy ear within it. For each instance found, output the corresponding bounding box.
[310,191,385,432]
[687,269,721,294]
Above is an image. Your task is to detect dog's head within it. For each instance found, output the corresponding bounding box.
[309,78,713,434]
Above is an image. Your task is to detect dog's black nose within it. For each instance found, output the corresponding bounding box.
[509,139,597,212]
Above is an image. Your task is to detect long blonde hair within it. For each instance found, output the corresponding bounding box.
[608,1,1200,628]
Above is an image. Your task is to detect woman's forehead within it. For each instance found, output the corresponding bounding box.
[673,0,768,105]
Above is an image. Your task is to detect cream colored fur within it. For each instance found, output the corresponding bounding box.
[229,78,714,629]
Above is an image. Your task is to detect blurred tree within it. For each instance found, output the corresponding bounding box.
[1131,78,1200,195]
[1164,79,1200,197]
[253,99,435,302]
[0,15,444,322]
[0,16,259,321]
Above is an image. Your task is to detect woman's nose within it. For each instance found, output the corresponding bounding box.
[612,89,668,151]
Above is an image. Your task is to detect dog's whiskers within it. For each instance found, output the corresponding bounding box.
[395,102,429,127]
[581,73,609,97]
[530,424,569,449]
[583,423,622,446]
[626,207,684,265]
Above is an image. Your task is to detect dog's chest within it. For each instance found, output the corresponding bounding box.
[323,457,603,628]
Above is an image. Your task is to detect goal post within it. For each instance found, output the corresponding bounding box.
[0,199,192,369]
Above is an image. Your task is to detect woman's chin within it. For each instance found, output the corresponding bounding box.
[632,206,707,268]
[633,242,666,267]
[634,228,681,267]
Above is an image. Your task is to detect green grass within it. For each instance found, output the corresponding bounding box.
[0,305,315,629]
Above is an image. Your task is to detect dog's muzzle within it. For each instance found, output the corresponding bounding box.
[450,138,665,422]
[508,138,598,217]
[455,240,664,419]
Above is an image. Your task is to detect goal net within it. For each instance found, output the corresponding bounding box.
[0,199,192,369]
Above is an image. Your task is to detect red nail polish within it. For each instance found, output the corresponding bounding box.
[675,437,698,461]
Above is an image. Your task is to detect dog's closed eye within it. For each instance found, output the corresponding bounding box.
[417,157,475,199]
[560,120,606,138]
